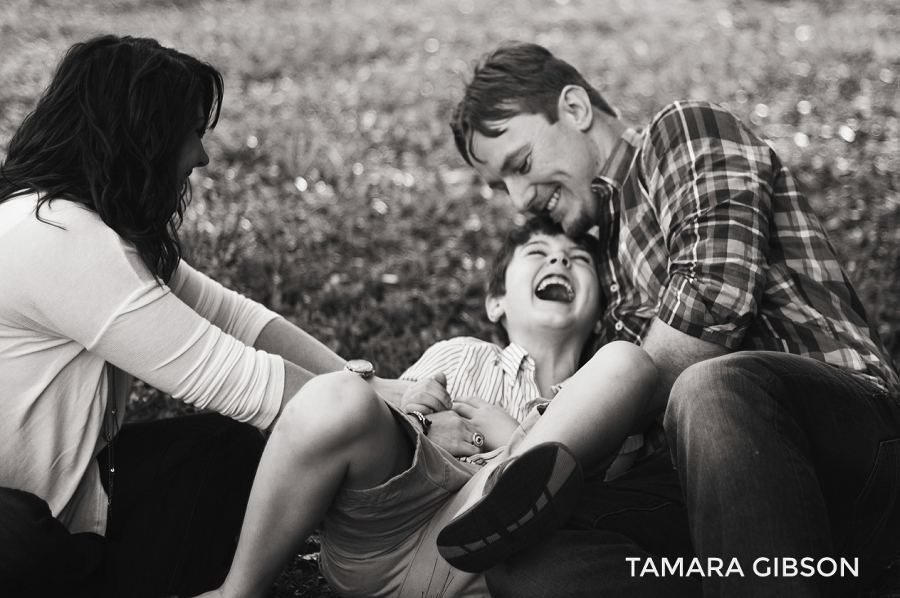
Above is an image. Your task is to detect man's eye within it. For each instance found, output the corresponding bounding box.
[573,253,592,263]
[527,249,546,256]
[518,156,531,175]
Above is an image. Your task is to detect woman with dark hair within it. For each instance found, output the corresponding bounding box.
[0,35,407,598]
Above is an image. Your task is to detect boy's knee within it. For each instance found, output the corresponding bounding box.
[614,340,657,379]
[594,340,659,393]
[278,371,382,442]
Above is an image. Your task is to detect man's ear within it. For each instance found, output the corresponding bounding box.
[485,294,506,323]
[558,85,594,132]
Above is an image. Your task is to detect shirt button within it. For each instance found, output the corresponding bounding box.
[610,283,619,293]
[614,321,624,331]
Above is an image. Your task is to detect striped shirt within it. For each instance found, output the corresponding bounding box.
[400,337,645,457]
[400,337,548,423]
[592,100,900,395]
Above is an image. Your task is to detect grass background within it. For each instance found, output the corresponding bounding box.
[2,0,900,595]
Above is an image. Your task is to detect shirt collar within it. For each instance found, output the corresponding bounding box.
[498,342,531,380]
[594,126,641,193]
[591,126,641,246]
[500,342,568,397]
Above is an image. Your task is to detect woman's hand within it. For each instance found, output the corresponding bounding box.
[452,395,521,451]
[399,372,452,414]
[426,410,483,457]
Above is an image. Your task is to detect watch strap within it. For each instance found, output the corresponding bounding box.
[410,411,432,435]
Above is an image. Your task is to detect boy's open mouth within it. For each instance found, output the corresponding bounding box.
[535,274,574,302]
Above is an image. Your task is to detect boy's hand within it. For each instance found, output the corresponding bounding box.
[370,376,414,407]
[452,396,520,451]
[400,372,452,414]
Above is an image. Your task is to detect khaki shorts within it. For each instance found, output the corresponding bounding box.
[318,400,502,598]
[317,400,637,597]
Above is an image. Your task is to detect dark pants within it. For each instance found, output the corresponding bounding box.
[667,352,900,597]
[486,352,900,598]
[486,431,702,597]
[0,413,264,598]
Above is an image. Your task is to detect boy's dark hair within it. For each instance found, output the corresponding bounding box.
[487,215,602,360]
[451,43,616,166]
[0,35,224,283]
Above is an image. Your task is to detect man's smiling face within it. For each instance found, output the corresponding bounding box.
[470,110,602,238]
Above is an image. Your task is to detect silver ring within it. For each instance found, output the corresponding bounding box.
[472,432,484,448]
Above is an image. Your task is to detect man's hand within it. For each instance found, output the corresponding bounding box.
[427,410,483,457]
[452,395,520,451]
[400,372,453,414]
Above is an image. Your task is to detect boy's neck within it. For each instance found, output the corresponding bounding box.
[508,331,584,398]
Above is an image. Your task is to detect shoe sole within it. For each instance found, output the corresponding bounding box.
[436,442,584,573]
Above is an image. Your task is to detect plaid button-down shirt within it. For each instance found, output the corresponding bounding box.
[592,100,900,396]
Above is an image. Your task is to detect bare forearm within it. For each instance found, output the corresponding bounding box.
[638,318,730,424]
[254,317,411,411]
[252,318,344,415]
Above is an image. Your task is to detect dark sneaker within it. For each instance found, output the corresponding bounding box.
[436,442,584,573]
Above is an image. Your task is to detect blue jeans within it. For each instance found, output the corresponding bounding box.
[485,352,900,598]
[666,352,900,597]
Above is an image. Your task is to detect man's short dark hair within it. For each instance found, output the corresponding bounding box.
[451,43,616,166]
[487,215,601,348]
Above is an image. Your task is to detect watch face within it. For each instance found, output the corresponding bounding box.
[345,359,375,378]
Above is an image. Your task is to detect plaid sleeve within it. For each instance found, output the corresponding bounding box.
[642,102,774,349]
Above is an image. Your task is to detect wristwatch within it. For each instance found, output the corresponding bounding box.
[344,359,375,379]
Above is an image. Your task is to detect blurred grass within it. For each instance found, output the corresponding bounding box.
[2,0,900,595]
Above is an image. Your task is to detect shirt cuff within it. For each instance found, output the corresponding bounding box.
[657,273,751,350]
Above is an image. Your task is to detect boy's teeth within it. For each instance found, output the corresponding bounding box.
[537,276,572,291]
[535,275,575,302]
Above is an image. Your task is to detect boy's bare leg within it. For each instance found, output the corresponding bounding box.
[453,341,658,515]
[437,341,660,573]
[511,340,658,463]
[198,371,414,598]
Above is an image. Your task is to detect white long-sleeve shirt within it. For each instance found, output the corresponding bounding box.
[0,194,285,534]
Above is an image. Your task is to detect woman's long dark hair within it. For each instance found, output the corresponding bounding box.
[0,35,223,283]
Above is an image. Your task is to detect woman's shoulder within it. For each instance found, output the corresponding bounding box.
[39,196,107,227]
[1,194,107,236]
[2,194,149,280]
